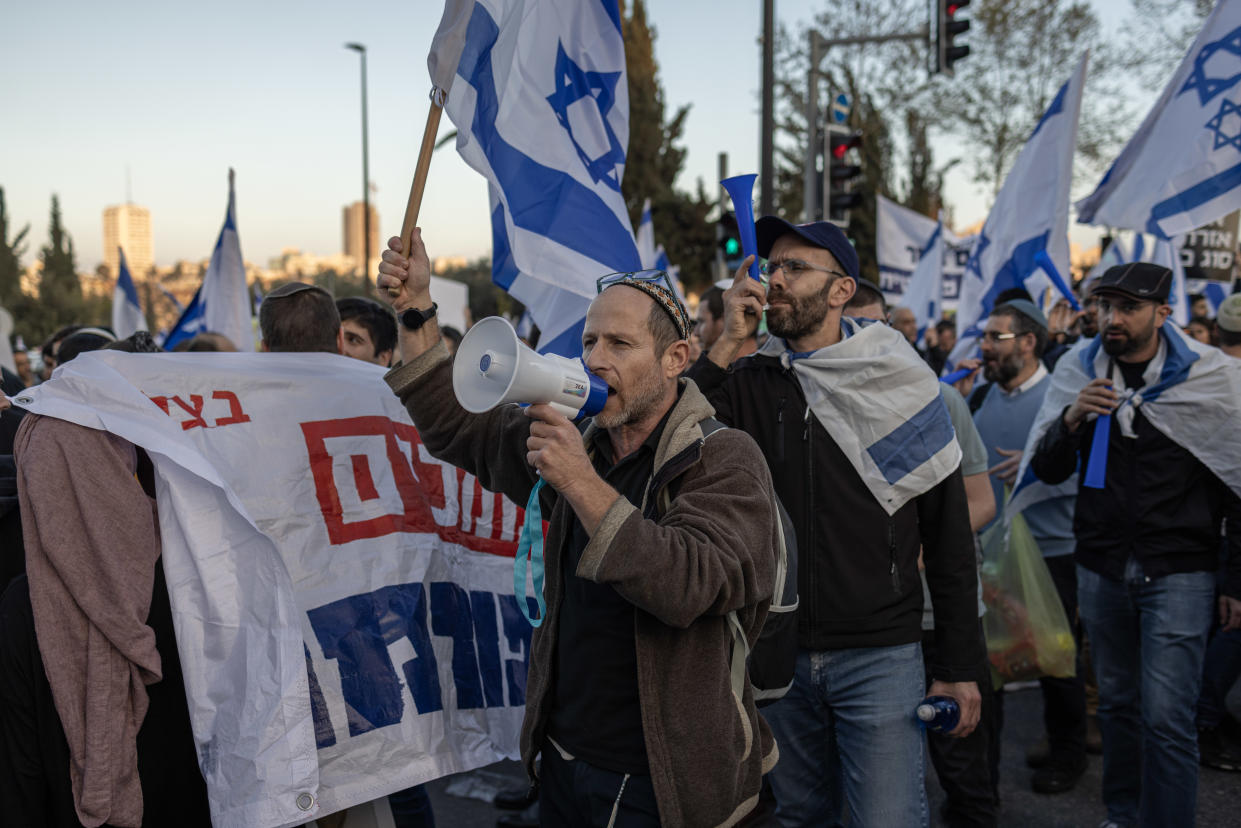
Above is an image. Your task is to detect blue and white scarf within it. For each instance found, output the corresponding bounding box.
[1009,321,1241,516]
[759,318,962,515]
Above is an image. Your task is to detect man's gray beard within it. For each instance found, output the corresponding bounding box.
[593,370,666,430]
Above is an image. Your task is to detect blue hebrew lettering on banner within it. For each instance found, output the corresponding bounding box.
[306,584,534,742]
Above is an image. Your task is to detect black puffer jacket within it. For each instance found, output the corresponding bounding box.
[1033,405,1241,597]
[688,353,987,683]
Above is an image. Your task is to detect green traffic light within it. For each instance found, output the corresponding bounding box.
[725,238,741,256]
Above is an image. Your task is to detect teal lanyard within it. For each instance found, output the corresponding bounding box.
[513,478,547,627]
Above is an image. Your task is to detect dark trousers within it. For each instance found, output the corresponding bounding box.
[1197,627,1241,729]
[1039,555,1087,766]
[922,626,1001,828]
[539,746,659,828]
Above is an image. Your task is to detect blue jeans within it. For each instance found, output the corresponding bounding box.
[763,643,927,828]
[1077,564,1215,827]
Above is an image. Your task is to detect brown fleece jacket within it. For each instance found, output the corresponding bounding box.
[386,341,780,828]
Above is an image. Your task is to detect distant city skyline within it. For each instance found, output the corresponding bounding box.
[5,0,1139,274]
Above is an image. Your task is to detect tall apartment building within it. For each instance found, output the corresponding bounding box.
[103,204,154,279]
[342,200,379,274]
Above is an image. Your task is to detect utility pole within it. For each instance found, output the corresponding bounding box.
[760,0,775,217]
[345,43,370,294]
[802,25,928,222]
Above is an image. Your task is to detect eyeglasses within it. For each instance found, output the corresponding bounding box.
[759,258,848,281]
[1096,297,1150,315]
[596,268,677,295]
[980,331,1020,343]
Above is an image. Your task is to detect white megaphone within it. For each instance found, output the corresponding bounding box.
[453,317,609,421]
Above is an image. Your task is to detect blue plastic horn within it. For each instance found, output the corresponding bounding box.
[721,174,762,282]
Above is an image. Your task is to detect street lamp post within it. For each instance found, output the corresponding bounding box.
[345,42,370,292]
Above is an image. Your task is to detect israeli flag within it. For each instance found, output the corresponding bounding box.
[200,169,253,351]
[896,213,945,344]
[1076,1,1241,237]
[160,287,186,315]
[636,198,657,268]
[1084,238,1128,284]
[111,247,147,339]
[162,287,206,349]
[1009,320,1241,518]
[1131,234,1191,325]
[954,54,1088,361]
[430,0,641,357]
[875,194,970,308]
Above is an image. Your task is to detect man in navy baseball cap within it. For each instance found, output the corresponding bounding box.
[687,217,987,826]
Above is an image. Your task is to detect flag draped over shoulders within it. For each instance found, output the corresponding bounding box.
[760,319,962,515]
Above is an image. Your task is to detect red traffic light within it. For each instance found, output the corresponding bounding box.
[830,131,863,160]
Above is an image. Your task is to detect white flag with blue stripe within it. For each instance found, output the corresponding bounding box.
[431,0,641,356]
[1131,234,1192,325]
[201,169,253,351]
[111,247,147,338]
[1076,0,1241,238]
[875,195,969,307]
[956,54,1089,355]
[896,213,945,345]
[636,198,657,268]
[1084,238,1128,284]
[1009,321,1241,518]
[163,287,206,349]
[758,319,961,515]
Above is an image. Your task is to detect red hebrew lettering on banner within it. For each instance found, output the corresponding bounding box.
[301,416,526,557]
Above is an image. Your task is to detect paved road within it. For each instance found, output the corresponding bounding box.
[425,685,1241,826]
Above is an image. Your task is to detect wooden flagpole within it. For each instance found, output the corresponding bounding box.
[386,97,445,297]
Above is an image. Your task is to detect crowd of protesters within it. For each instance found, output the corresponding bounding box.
[1,217,1239,828]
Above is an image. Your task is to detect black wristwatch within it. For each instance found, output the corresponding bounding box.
[399,303,438,331]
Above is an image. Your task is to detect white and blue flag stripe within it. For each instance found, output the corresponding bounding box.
[759,318,962,515]
[111,247,147,339]
[954,54,1088,363]
[432,0,640,357]
[1076,0,1241,239]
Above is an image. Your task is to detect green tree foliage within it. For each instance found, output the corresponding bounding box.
[619,0,716,294]
[0,187,29,309]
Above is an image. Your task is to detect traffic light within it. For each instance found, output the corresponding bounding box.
[718,211,743,268]
[934,0,971,77]
[826,125,863,226]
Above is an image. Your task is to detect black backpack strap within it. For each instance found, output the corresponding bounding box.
[967,381,992,415]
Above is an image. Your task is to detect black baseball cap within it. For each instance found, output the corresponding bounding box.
[1091,262,1172,303]
[755,217,860,282]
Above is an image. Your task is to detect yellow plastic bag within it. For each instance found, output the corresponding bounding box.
[979,511,1076,682]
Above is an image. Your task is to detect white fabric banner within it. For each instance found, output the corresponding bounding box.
[12,352,531,828]
[875,194,969,308]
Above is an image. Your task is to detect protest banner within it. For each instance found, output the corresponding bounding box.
[12,351,533,828]
[875,194,969,308]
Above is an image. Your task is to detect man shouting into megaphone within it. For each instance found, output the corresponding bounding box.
[377,232,780,828]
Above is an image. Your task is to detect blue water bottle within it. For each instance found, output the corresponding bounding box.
[916,695,960,733]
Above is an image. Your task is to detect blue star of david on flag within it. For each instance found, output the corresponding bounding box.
[546,43,626,193]
[963,231,990,282]
[1180,25,1241,106]
[1205,97,1241,151]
